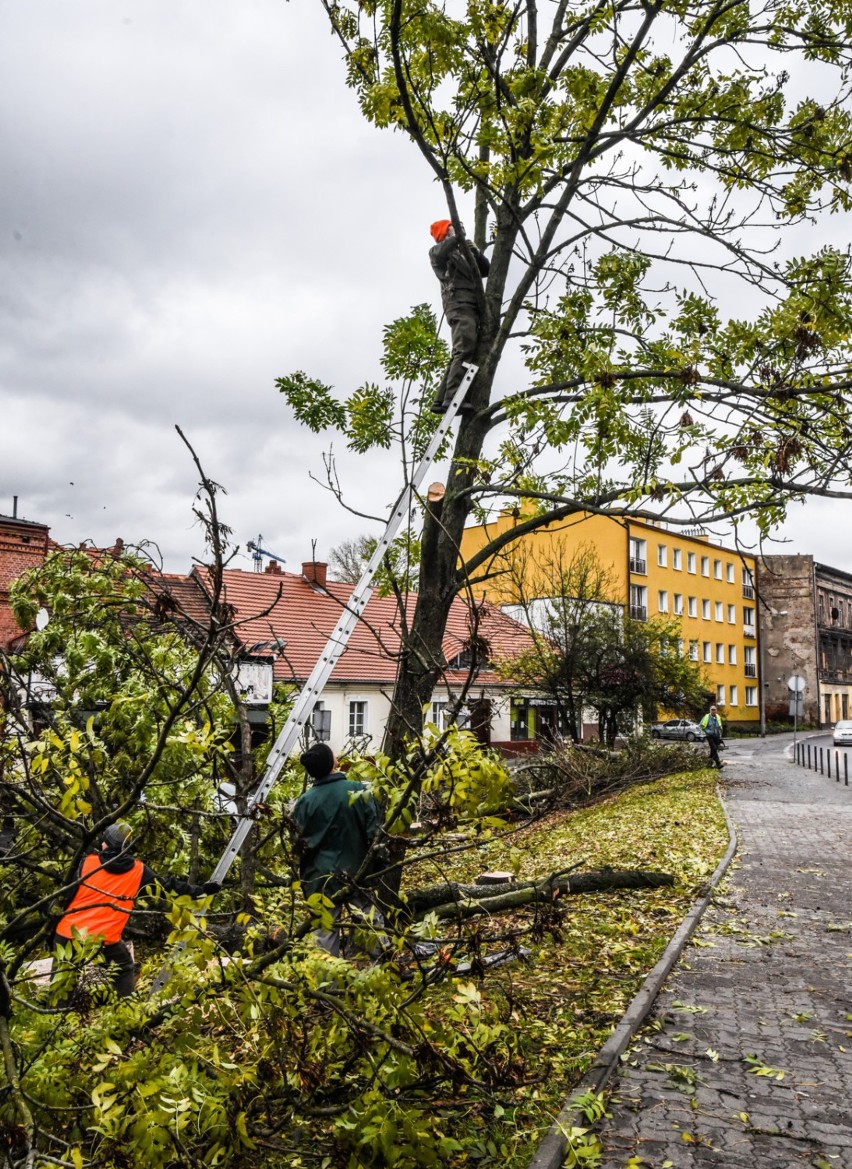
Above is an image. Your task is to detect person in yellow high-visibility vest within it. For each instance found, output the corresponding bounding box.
[700,706,725,770]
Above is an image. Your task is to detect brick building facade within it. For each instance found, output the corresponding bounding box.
[0,513,50,649]
[758,554,852,728]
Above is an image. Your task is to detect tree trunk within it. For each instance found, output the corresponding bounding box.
[382,205,521,761]
[414,868,673,920]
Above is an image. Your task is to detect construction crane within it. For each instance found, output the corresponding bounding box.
[247,537,286,572]
[150,364,478,993]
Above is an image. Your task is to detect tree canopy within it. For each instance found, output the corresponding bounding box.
[279,0,852,753]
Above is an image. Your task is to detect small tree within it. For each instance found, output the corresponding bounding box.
[497,541,621,741]
[582,615,709,744]
[499,542,707,743]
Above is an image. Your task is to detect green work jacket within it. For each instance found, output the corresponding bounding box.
[292,772,381,897]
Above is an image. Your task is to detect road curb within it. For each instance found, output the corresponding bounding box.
[526,786,738,1169]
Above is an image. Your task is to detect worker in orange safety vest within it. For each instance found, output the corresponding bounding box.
[53,823,218,997]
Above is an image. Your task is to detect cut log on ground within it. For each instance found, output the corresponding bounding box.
[409,868,673,921]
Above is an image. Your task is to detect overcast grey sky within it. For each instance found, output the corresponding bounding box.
[1,1,848,574]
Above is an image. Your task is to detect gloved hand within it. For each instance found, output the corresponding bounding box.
[201,881,221,895]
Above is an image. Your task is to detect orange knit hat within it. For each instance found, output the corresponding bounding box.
[430,219,452,242]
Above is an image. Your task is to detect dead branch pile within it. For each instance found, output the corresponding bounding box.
[510,737,705,813]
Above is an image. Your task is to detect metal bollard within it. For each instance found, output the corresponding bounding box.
[846,754,849,787]
[820,746,824,774]
[808,743,812,769]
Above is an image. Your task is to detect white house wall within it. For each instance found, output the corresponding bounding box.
[315,684,514,755]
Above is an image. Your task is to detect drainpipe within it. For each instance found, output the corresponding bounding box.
[813,560,822,729]
[758,573,766,738]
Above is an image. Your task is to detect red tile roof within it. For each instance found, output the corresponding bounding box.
[190,567,532,687]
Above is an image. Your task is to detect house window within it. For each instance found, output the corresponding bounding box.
[728,604,736,624]
[716,684,726,705]
[727,563,735,583]
[510,699,532,740]
[689,640,699,661]
[703,641,712,663]
[688,596,697,617]
[714,559,722,580]
[728,645,737,665]
[674,593,683,616]
[348,700,368,739]
[742,567,754,598]
[701,556,710,576]
[658,544,668,568]
[687,552,696,574]
[677,638,684,657]
[311,702,331,742]
[629,538,647,575]
[730,685,738,706]
[745,686,757,706]
[744,646,756,677]
[630,584,647,620]
[673,549,682,570]
[715,601,724,621]
[744,606,755,634]
[658,590,668,613]
[702,599,710,619]
[716,643,725,664]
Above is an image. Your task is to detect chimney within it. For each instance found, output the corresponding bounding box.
[302,560,327,589]
[264,561,283,575]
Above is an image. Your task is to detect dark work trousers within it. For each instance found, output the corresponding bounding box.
[52,934,137,997]
[706,735,722,769]
[433,311,479,408]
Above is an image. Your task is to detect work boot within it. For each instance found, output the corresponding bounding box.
[430,400,448,415]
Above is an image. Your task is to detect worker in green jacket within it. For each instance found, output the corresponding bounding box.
[292,742,382,956]
[700,706,724,770]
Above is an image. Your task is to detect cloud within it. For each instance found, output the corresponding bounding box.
[0,0,848,580]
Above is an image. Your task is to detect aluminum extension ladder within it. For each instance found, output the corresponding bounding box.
[150,364,477,993]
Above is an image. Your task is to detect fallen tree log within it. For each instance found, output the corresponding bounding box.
[412,868,673,921]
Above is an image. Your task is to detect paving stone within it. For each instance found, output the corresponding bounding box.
[595,736,852,1168]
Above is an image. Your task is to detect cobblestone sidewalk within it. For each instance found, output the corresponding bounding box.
[596,741,852,1168]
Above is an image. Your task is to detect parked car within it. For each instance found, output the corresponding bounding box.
[650,718,703,742]
[833,720,852,746]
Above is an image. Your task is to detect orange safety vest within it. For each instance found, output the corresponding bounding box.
[55,853,145,945]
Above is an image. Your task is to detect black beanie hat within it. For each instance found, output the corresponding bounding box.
[103,823,133,852]
[300,742,335,780]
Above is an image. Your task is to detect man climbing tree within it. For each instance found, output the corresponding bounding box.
[279,0,852,761]
[428,218,490,414]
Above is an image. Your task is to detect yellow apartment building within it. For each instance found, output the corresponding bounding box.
[460,509,760,731]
